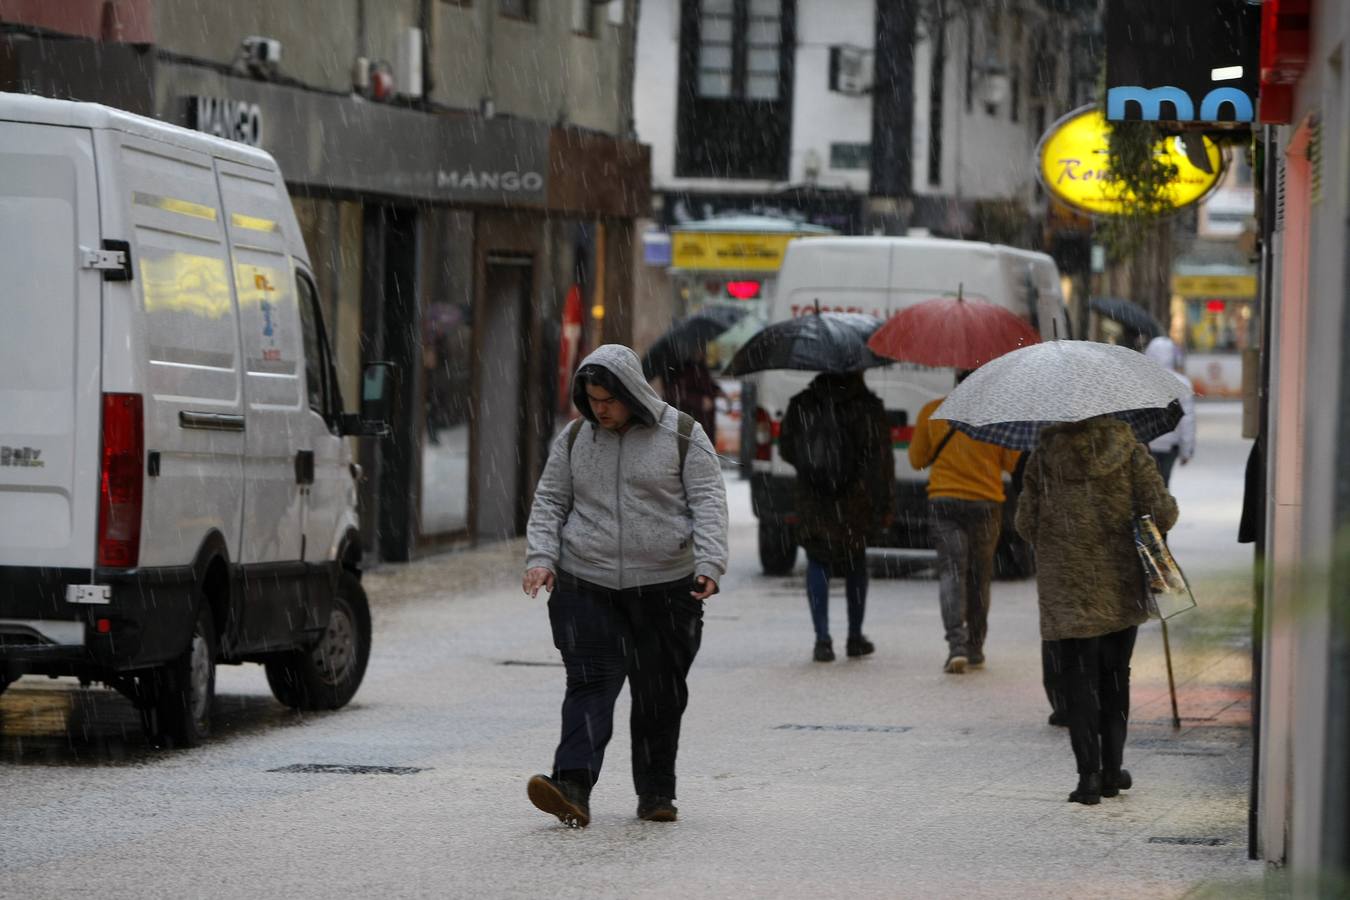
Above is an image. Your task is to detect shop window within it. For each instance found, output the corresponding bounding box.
[499,0,533,21]
[829,142,869,170]
[676,0,795,179]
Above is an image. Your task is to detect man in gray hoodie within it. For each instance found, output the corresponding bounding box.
[522,344,728,828]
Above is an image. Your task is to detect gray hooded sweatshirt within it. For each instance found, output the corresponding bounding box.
[525,344,729,590]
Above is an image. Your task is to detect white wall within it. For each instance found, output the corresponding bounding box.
[788,0,873,191]
[632,0,682,190]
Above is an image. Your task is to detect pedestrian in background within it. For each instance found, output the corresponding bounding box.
[660,349,723,450]
[779,371,894,662]
[909,373,1021,674]
[1015,416,1178,805]
[522,344,728,827]
[1143,336,1196,485]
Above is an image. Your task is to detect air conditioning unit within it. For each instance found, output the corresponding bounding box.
[829,45,874,96]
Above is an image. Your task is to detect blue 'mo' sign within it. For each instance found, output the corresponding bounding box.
[1107,86,1255,123]
[1104,0,1259,125]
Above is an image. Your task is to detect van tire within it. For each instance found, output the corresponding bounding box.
[758,521,798,575]
[265,571,371,711]
[150,602,217,748]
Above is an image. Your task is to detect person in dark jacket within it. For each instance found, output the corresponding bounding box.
[660,351,723,448]
[779,371,895,662]
[1016,416,1178,805]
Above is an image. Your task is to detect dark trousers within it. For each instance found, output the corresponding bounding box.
[1043,626,1138,776]
[930,499,1002,655]
[1151,447,1180,486]
[805,555,867,642]
[548,571,704,799]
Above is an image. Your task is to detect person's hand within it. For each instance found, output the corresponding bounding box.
[523,567,555,598]
[690,575,718,600]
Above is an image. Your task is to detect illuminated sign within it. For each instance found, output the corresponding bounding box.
[1172,274,1258,297]
[671,232,798,271]
[1036,106,1224,217]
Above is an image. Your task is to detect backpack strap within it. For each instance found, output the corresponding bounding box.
[566,417,585,458]
[676,411,695,472]
[924,425,957,469]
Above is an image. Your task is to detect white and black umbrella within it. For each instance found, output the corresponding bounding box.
[934,340,1187,450]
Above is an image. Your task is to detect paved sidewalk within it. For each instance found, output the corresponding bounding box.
[348,402,1264,899]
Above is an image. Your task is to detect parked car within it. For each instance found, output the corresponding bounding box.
[0,93,390,747]
[747,236,1068,576]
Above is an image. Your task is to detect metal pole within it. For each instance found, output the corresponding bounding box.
[1161,618,1181,730]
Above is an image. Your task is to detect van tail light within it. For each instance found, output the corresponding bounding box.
[754,408,778,461]
[97,393,144,568]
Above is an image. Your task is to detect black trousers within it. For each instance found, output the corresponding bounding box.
[1043,626,1138,776]
[548,571,704,798]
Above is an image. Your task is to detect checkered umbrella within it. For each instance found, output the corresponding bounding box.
[932,340,1188,451]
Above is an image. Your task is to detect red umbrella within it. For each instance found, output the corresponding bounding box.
[867,289,1042,369]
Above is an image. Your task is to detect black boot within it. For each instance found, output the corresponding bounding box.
[1102,769,1133,798]
[845,635,875,658]
[813,639,835,662]
[528,773,591,827]
[1068,773,1102,805]
[636,795,678,822]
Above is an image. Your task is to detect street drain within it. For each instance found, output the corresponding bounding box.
[775,724,913,734]
[1147,837,1227,847]
[268,764,425,775]
[499,659,565,667]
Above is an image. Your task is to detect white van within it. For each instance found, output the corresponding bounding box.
[0,94,391,747]
[747,236,1068,575]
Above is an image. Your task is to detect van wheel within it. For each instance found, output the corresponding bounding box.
[758,521,798,575]
[265,571,371,711]
[147,603,217,748]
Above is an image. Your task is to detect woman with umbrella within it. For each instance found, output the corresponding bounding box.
[937,341,1184,805]
[643,307,748,448]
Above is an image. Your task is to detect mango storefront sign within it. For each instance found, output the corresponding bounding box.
[671,232,797,271]
[1037,106,1224,217]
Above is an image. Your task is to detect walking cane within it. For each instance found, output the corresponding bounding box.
[1161,619,1181,730]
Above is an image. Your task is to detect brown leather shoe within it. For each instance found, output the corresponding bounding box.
[528,774,590,828]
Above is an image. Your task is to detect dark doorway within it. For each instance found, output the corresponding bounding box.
[474,255,532,540]
[361,205,420,562]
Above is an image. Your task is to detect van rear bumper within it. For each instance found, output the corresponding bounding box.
[0,566,194,679]
[749,473,933,548]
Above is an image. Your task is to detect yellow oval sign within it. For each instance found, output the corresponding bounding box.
[1037,106,1224,216]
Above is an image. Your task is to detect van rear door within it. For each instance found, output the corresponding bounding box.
[0,121,103,570]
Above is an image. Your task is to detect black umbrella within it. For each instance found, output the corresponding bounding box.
[1089,297,1164,340]
[723,309,889,376]
[642,306,749,380]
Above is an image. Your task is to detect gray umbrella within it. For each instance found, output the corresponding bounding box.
[933,340,1187,450]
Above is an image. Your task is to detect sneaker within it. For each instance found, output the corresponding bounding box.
[527,774,591,828]
[968,650,985,668]
[845,635,875,658]
[1101,769,1133,798]
[813,640,835,662]
[636,795,678,822]
[943,653,968,674]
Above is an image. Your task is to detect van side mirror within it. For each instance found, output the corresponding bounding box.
[339,361,396,437]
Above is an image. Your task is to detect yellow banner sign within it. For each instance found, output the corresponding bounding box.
[671,232,797,271]
[1037,106,1224,217]
[1171,274,1257,297]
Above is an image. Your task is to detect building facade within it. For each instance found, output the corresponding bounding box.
[0,0,650,560]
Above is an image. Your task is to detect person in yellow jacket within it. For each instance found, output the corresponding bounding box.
[909,376,1021,674]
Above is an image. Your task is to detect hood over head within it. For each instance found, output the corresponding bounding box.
[571,344,667,427]
[1036,415,1138,480]
[810,370,869,400]
[1144,336,1181,372]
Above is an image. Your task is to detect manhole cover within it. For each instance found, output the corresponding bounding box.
[1147,836,1227,846]
[268,764,425,775]
[774,723,912,734]
[499,660,564,667]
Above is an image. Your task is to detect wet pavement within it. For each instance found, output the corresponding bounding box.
[0,403,1265,899]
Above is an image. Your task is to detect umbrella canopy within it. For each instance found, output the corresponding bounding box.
[933,340,1187,450]
[723,310,889,376]
[642,306,749,379]
[1089,297,1164,340]
[867,294,1041,369]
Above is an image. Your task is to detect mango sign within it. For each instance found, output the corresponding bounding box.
[1036,105,1224,217]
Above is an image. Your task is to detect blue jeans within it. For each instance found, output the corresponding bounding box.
[806,556,868,642]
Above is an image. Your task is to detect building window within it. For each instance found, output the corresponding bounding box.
[928,16,946,187]
[572,0,597,35]
[677,0,795,179]
[499,0,533,21]
[830,142,869,170]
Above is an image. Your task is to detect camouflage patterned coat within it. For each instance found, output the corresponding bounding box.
[1015,417,1178,641]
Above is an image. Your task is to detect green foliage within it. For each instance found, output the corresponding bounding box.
[1097,115,1179,263]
